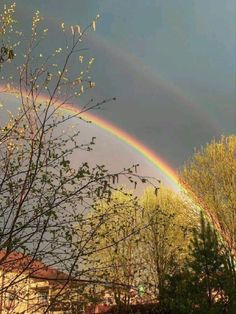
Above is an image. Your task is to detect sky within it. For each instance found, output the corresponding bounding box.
[1,0,235,190]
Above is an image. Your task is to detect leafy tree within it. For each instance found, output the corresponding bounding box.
[140,186,196,305]
[180,135,236,255]
[0,7,155,312]
[187,213,227,313]
[83,190,146,310]
[164,213,236,314]
[84,187,193,310]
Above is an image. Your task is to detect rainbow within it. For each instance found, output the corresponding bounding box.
[1,90,231,253]
[62,103,179,188]
[0,90,220,195]
[53,102,231,253]
[1,90,177,187]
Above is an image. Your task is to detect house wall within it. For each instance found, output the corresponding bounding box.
[0,269,50,314]
[0,270,83,314]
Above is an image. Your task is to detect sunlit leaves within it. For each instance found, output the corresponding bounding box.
[83,190,144,304]
[92,20,96,32]
[92,14,100,32]
[180,135,236,253]
[0,3,16,35]
[0,5,159,310]
[0,3,17,66]
[139,186,196,299]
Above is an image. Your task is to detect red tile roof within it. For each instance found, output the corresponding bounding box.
[0,250,68,281]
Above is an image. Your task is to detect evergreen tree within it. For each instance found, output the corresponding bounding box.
[163,213,234,313]
[187,212,227,313]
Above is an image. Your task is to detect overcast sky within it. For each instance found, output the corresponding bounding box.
[1,0,235,188]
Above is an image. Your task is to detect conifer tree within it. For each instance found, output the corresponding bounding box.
[187,213,226,313]
[164,213,235,313]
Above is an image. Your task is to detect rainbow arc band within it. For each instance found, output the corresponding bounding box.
[4,88,179,188]
[62,103,235,252]
[62,104,179,189]
[1,90,232,254]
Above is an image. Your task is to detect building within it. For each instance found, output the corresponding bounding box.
[0,251,83,314]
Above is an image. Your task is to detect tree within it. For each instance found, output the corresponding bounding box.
[180,135,236,255]
[0,7,155,313]
[83,186,194,310]
[83,190,146,311]
[187,213,228,313]
[140,186,196,305]
[164,213,236,314]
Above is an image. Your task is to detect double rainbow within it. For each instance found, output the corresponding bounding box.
[1,90,230,252]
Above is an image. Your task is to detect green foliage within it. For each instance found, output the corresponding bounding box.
[86,186,197,309]
[163,213,236,314]
[140,186,196,303]
[1,4,235,314]
[187,213,227,313]
[82,191,144,307]
[180,135,236,254]
[0,5,158,312]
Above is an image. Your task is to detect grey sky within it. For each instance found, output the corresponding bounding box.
[2,0,236,181]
